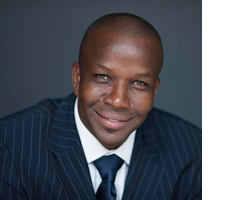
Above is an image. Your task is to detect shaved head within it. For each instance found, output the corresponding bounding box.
[79,13,163,75]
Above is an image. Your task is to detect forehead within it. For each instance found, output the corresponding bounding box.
[89,30,152,52]
[83,30,162,75]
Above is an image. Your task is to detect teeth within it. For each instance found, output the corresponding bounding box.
[108,118,119,122]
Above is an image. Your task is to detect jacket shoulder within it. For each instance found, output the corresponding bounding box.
[144,107,202,159]
[149,107,201,132]
[0,97,62,131]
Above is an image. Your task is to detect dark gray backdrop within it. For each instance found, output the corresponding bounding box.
[0,1,202,128]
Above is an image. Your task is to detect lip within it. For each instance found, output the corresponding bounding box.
[96,111,132,130]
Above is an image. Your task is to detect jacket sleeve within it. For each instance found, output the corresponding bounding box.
[0,137,28,200]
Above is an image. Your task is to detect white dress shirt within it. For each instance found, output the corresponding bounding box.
[74,98,136,200]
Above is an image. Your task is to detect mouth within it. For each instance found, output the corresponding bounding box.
[95,111,132,130]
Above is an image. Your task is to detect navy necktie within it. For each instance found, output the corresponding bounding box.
[94,154,124,200]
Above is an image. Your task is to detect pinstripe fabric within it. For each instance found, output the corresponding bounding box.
[0,93,201,200]
[122,108,202,200]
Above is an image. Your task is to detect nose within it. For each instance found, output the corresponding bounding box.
[103,83,130,109]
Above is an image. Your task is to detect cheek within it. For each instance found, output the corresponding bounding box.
[79,81,106,104]
[130,92,154,116]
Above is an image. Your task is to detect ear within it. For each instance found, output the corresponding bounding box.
[153,77,161,98]
[72,62,81,96]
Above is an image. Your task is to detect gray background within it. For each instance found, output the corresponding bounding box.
[0,1,202,128]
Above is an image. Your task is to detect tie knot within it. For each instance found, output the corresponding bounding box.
[94,154,124,182]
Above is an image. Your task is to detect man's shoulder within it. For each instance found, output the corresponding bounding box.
[0,97,63,131]
[142,107,202,157]
[148,107,201,133]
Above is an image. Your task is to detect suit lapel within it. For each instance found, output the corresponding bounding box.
[122,119,165,200]
[47,94,96,200]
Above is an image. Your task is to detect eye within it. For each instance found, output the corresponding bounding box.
[133,80,147,86]
[96,74,109,80]
[94,74,111,83]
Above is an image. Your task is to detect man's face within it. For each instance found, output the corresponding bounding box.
[72,31,162,149]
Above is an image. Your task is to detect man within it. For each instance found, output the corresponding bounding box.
[0,13,201,200]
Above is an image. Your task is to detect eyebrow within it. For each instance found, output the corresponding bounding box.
[135,73,151,78]
[95,64,153,78]
[94,64,110,71]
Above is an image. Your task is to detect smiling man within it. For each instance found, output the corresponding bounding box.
[73,16,162,150]
[0,13,201,200]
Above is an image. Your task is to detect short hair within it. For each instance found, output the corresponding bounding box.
[79,13,163,69]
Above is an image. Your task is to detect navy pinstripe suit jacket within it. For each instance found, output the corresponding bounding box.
[0,94,202,200]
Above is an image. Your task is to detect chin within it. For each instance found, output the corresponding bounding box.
[94,128,130,149]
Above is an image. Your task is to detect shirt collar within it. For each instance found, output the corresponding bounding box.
[74,97,136,165]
